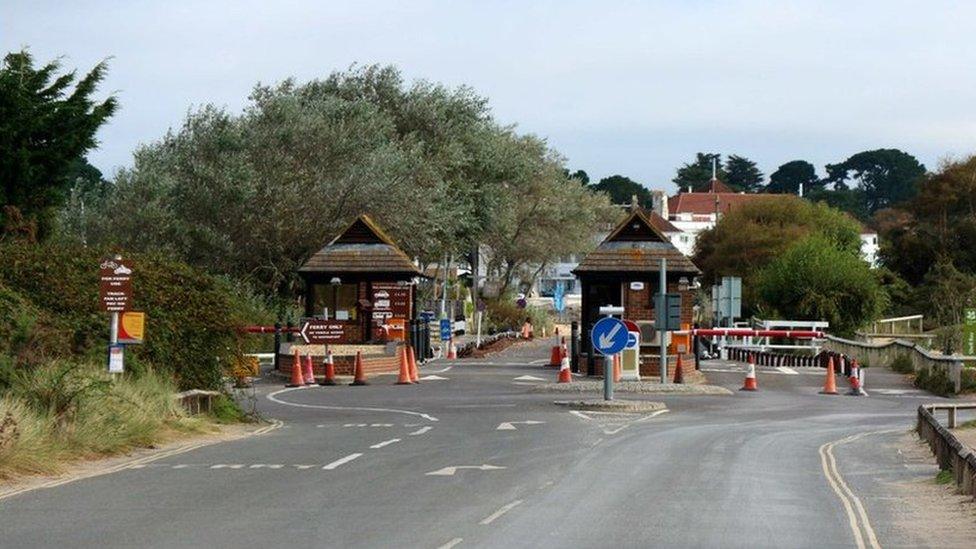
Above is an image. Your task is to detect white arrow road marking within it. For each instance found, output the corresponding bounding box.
[513,375,546,382]
[598,323,623,349]
[437,538,464,549]
[369,438,401,449]
[420,375,449,380]
[479,500,523,525]
[425,465,506,476]
[496,420,546,431]
[268,388,439,422]
[323,453,363,470]
[408,426,433,436]
[776,366,799,375]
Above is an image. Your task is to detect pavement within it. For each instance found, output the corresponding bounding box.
[0,337,964,548]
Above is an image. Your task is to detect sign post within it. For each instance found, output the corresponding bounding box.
[591,308,627,401]
[659,258,668,383]
[100,255,132,375]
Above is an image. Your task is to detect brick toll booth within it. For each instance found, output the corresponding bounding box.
[573,209,702,381]
[279,214,425,380]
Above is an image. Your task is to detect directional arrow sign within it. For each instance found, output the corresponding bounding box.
[425,464,506,476]
[496,420,545,431]
[591,317,628,356]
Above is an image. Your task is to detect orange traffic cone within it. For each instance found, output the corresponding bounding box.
[319,350,337,386]
[407,345,420,383]
[350,351,369,386]
[396,346,413,385]
[740,354,757,391]
[674,354,685,384]
[549,345,562,367]
[447,338,457,360]
[820,356,838,395]
[847,359,862,396]
[557,353,572,383]
[613,354,622,383]
[303,354,316,385]
[286,349,305,387]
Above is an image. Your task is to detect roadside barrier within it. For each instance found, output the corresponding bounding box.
[396,346,414,385]
[820,356,838,395]
[917,404,976,500]
[319,350,337,386]
[286,349,305,387]
[740,354,757,391]
[302,354,315,385]
[447,338,457,360]
[558,353,572,383]
[848,359,863,396]
[674,354,685,384]
[549,345,562,368]
[350,351,369,386]
[408,345,420,383]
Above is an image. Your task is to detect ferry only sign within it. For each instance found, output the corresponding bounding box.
[99,258,133,312]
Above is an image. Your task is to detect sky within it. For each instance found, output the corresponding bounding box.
[3,1,975,191]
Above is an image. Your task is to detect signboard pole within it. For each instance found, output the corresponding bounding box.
[660,258,668,384]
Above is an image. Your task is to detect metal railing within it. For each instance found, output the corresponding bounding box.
[917,404,976,500]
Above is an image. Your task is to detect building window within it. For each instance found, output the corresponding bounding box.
[313,283,359,320]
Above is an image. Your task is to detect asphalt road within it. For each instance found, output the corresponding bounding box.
[0,338,955,549]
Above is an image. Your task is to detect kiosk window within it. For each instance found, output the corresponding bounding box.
[313,284,358,320]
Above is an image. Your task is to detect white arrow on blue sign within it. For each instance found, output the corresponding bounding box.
[591,317,628,356]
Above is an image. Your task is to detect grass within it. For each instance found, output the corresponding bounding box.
[0,359,211,480]
[935,469,954,485]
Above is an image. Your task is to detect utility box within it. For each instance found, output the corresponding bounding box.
[621,329,641,381]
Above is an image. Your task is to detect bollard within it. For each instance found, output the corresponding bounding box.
[273,321,282,371]
[570,321,579,373]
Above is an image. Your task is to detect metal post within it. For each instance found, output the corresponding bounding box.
[286,320,294,343]
[109,310,119,378]
[440,254,449,319]
[570,321,579,373]
[604,353,613,401]
[660,257,668,384]
[273,321,282,371]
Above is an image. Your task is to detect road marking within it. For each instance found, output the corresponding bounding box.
[513,375,545,382]
[819,430,900,549]
[428,365,454,373]
[479,500,523,525]
[409,426,433,436]
[323,453,363,470]
[211,464,245,469]
[369,438,401,449]
[268,388,439,422]
[776,366,799,375]
[420,375,449,380]
[496,420,545,430]
[426,464,506,476]
[371,423,394,427]
[437,538,464,549]
[446,404,517,409]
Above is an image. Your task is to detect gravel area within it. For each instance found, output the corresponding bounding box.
[531,380,733,396]
[553,399,667,412]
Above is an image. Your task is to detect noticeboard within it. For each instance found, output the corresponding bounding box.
[964,308,976,356]
[99,258,133,312]
[117,311,145,344]
[300,319,356,344]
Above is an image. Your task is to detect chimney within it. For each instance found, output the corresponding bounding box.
[650,190,669,219]
[630,194,640,212]
[798,182,804,197]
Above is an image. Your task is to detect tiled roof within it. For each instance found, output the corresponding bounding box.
[668,191,775,216]
[299,215,421,276]
[574,210,700,275]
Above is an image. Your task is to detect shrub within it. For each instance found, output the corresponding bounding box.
[914,367,955,396]
[484,298,552,334]
[961,367,976,394]
[890,355,914,374]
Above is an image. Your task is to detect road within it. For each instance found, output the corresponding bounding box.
[0,338,956,548]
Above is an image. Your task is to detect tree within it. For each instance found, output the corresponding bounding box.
[590,175,652,207]
[756,235,887,336]
[766,160,818,194]
[673,153,727,192]
[0,50,117,240]
[566,169,589,185]
[693,196,862,309]
[825,149,926,214]
[724,155,763,192]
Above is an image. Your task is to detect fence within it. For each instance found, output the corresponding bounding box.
[916,404,976,500]
[822,335,965,394]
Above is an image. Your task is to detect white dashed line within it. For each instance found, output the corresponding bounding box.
[479,500,523,525]
[322,453,363,470]
[369,438,401,449]
[210,464,245,469]
[408,426,433,436]
[437,537,463,549]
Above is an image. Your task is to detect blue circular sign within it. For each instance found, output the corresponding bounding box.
[591,317,628,356]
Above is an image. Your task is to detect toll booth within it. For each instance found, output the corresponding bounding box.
[573,209,701,380]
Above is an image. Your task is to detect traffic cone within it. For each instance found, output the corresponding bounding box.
[319,350,337,386]
[558,353,572,383]
[741,354,757,391]
[407,345,420,383]
[549,345,562,368]
[613,354,622,383]
[396,346,413,385]
[820,356,838,395]
[286,349,305,387]
[350,351,369,386]
[674,354,685,384]
[447,338,457,360]
[848,359,863,396]
[303,354,316,385]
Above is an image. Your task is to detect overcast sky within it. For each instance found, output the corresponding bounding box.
[3,1,975,191]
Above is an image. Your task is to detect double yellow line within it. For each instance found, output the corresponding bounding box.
[818,430,899,549]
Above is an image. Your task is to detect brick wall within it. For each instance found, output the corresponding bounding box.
[279,345,402,378]
[621,281,695,326]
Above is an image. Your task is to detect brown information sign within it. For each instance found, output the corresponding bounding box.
[300,319,355,344]
[99,258,133,312]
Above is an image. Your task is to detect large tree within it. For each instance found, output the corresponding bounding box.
[766,160,818,194]
[724,154,763,192]
[673,153,727,192]
[0,50,117,240]
[825,149,926,214]
[590,175,652,207]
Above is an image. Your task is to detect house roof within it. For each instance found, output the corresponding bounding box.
[646,211,680,233]
[668,190,773,216]
[299,215,422,276]
[573,210,700,275]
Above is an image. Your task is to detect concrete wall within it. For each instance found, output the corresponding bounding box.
[823,335,964,393]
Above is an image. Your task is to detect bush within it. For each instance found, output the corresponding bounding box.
[484,298,552,334]
[961,367,976,394]
[0,240,273,390]
[914,367,955,396]
[890,355,914,374]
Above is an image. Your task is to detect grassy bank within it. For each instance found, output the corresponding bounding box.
[0,360,213,480]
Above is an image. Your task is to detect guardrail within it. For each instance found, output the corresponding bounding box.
[916,403,976,499]
[824,335,966,394]
[173,390,221,415]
